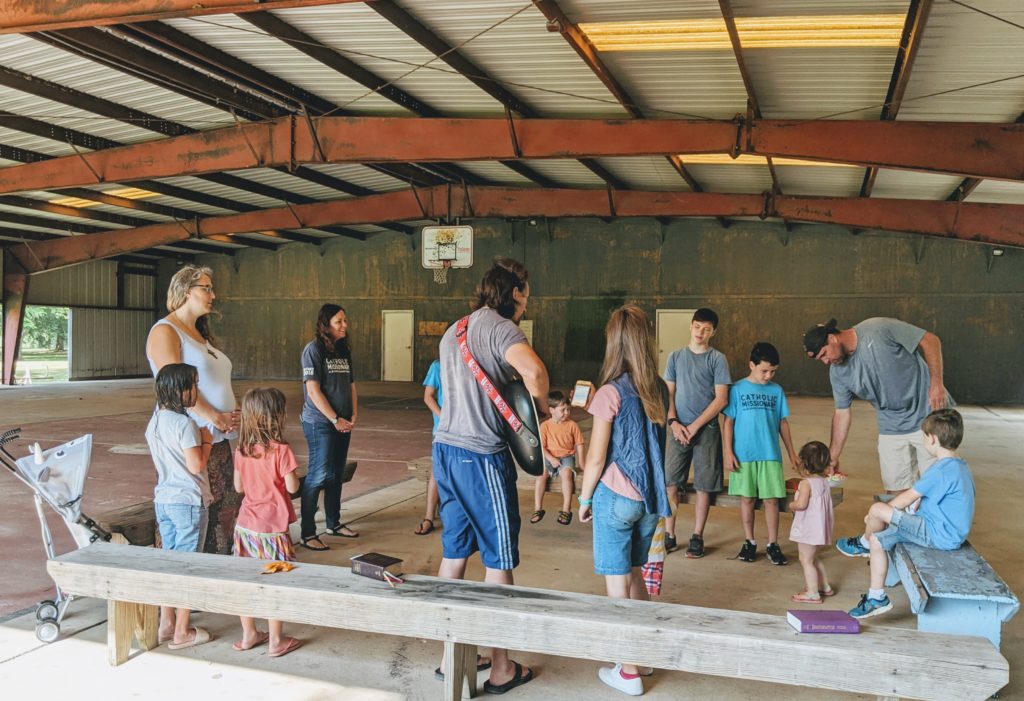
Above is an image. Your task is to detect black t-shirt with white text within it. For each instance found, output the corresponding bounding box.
[301,340,355,424]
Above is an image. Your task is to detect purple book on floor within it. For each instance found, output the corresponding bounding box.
[787,609,860,634]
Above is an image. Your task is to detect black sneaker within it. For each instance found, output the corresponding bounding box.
[766,542,788,566]
[665,534,678,553]
[685,534,705,559]
[736,540,756,562]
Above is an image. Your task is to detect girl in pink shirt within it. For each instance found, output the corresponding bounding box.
[232,387,302,657]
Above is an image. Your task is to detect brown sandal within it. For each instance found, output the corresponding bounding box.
[556,510,572,526]
[529,510,545,524]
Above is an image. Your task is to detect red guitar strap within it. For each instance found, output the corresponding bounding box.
[455,315,523,433]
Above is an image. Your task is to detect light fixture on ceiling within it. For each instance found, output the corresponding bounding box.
[579,15,905,52]
[50,187,159,208]
[676,154,856,167]
[992,248,1005,257]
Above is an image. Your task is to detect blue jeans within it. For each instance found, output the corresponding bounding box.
[592,482,659,575]
[155,502,208,552]
[301,420,352,539]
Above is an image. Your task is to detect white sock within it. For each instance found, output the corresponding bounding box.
[859,535,870,549]
[869,588,885,600]
[747,539,756,545]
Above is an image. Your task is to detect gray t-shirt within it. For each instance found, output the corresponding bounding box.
[829,317,932,435]
[300,340,355,425]
[146,409,211,506]
[663,347,731,424]
[434,307,528,454]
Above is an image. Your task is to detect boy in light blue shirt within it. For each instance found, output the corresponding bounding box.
[838,408,975,618]
[722,342,799,566]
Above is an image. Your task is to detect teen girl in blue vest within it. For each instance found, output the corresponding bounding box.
[578,305,671,696]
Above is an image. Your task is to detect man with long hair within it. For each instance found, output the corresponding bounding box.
[432,257,549,693]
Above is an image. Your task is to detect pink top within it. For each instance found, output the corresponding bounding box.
[234,441,299,534]
[588,384,642,500]
[789,475,834,546]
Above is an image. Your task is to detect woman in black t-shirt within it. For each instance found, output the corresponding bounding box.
[297,304,359,550]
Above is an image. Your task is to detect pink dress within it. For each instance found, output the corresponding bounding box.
[789,476,834,546]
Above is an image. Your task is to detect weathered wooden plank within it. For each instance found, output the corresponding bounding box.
[893,544,930,614]
[901,542,1018,607]
[49,543,1007,701]
[95,501,157,547]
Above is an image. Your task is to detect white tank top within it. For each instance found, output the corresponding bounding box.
[149,319,236,443]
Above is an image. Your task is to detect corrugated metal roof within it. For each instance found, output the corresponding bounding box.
[0,33,231,130]
[870,169,964,200]
[395,1,628,117]
[306,164,410,192]
[965,180,1024,205]
[451,161,533,185]
[775,165,865,197]
[518,159,606,188]
[685,164,774,194]
[897,0,1024,122]
[595,157,690,191]
[0,86,158,144]
[0,202,130,229]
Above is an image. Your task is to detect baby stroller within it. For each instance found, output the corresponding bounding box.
[0,428,111,642]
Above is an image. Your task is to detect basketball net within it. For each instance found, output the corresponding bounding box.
[433,259,451,284]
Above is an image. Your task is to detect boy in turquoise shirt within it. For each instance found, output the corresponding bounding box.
[722,342,799,565]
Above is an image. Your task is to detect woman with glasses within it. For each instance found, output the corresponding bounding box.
[146,264,241,557]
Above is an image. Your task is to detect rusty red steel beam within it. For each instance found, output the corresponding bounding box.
[1,117,1022,196]
[0,1,365,34]
[7,187,1023,274]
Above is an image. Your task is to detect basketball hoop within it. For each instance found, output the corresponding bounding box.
[433,259,451,284]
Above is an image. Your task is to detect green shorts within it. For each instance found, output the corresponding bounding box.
[727,460,786,499]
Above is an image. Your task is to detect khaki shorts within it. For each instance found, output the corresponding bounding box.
[877,430,937,491]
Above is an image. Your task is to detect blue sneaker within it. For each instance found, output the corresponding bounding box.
[849,594,893,619]
[836,536,870,558]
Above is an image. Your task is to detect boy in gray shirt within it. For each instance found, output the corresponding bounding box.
[663,308,731,557]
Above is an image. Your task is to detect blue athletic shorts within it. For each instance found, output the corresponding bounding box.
[432,442,520,570]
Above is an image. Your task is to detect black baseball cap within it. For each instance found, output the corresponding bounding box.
[803,319,839,357]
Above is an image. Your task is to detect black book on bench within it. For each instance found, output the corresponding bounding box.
[350,553,404,582]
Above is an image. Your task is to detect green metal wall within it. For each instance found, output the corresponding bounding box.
[189,218,1024,405]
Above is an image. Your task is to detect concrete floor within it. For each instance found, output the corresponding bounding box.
[0,380,1021,700]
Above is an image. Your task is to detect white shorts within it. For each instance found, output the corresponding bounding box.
[877,430,937,491]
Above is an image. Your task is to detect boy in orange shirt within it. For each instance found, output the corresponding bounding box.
[531,391,585,526]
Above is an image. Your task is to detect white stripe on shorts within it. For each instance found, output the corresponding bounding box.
[484,457,513,569]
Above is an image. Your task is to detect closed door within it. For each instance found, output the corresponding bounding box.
[656,309,696,376]
[381,310,414,381]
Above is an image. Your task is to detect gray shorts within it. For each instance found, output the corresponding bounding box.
[875,508,938,550]
[665,419,723,493]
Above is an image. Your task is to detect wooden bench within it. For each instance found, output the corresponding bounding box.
[409,457,843,511]
[884,540,1020,651]
[49,542,1007,701]
[91,461,358,547]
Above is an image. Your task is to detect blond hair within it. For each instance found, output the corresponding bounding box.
[598,305,667,425]
[238,387,288,458]
[166,264,216,342]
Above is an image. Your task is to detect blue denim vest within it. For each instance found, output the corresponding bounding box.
[606,374,671,517]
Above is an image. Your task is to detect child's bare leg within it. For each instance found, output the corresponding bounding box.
[605,573,640,675]
[740,497,756,541]
[533,474,546,512]
[628,567,649,602]
[863,501,895,538]
[268,619,284,648]
[765,498,780,543]
[172,607,192,643]
[815,558,830,592]
[560,469,574,513]
[665,485,679,538]
[867,532,890,590]
[797,543,820,594]
[159,606,175,641]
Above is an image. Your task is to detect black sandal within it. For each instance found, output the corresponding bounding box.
[415,518,435,536]
[556,510,573,526]
[483,661,534,695]
[529,510,545,524]
[326,525,359,538]
[298,536,329,551]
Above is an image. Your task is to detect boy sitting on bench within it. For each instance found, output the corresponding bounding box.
[837,408,975,619]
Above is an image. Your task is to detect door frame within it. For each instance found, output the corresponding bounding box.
[380,309,414,381]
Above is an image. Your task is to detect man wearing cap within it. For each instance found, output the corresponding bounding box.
[804,318,950,493]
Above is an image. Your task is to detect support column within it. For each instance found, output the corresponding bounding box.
[2,253,29,385]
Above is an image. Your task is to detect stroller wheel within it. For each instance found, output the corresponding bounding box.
[35,601,58,621]
[35,618,60,643]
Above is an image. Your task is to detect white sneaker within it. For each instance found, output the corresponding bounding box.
[598,664,644,696]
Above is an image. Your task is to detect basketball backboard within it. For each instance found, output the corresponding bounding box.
[422,225,473,269]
